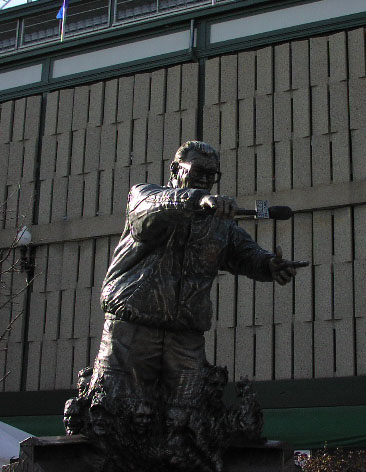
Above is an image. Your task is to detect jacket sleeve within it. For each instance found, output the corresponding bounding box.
[128,183,209,242]
[223,222,275,282]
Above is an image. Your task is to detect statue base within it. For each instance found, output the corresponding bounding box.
[2,435,298,472]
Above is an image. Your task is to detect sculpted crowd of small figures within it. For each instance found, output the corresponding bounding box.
[64,365,263,472]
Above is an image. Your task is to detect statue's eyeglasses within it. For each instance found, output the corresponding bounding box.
[179,162,221,183]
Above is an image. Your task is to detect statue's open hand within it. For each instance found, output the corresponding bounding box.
[199,195,238,218]
[269,246,309,285]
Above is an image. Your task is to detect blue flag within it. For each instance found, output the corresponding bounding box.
[56,0,69,20]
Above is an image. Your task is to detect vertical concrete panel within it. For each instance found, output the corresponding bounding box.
[274,322,292,380]
[333,207,352,262]
[166,66,181,112]
[291,39,309,89]
[32,245,48,293]
[116,120,132,167]
[99,124,117,170]
[71,129,85,175]
[55,339,73,389]
[44,91,59,136]
[132,118,147,165]
[39,340,57,390]
[181,108,197,144]
[274,43,290,92]
[333,262,353,320]
[181,63,198,111]
[292,137,311,189]
[38,179,53,225]
[237,146,255,196]
[238,51,255,99]
[255,281,273,327]
[310,36,328,86]
[216,327,235,380]
[84,127,101,173]
[274,93,291,142]
[312,135,331,186]
[89,82,104,127]
[90,286,105,338]
[93,237,110,290]
[219,149,236,196]
[355,259,366,319]
[24,95,41,140]
[256,47,273,95]
[356,317,366,374]
[51,176,68,221]
[221,102,237,150]
[335,318,354,377]
[217,273,235,327]
[99,169,113,216]
[113,166,130,217]
[12,98,26,142]
[150,69,166,115]
[220,55,237,103]
[40,135,57,180]
[146,161,162,185]
[255,325,273,381]
[133,73,150,119]
[117,76,134,122]
[72,86,89,131]
[103,79,118,124]
[293,321,313,379]
[83,172,98,218]
[147,114,164,163]
[74,288,91,338]
[274,140,291,192]
[57,89,74,134]
[332,131,350,183]
[25,341,41,391]
[59,289,75,339]
[0,143,9,205]
[163,112,181,161]
[61,243,79,290]
[354,205,366,260]
[78,240,94,288]
[237,275,254,327]
[44,291,61,341]
[129,164,146,187]
[256,95,273,144]
[56,132,72,177]
[256,144,273,193]
[274,219,293,324]
[235,326,254,380]
[328,31,347,82]
[205,57,220,105]
[67,174,84,219]
[4,183,18,229]
[7,142,24,185]
[0,100,14,143]
[4,343,23,389]
[28,292,46,341]
[239,98,255,147]
[204,327,215,365]
[294,213,313,322]
[348,28,366,79]
[312,85,329,136]
[314,264,332,321]
[23,139,37,183]
[203,105,220,150]
[293,89,311,138]
[329,82,349,133]
[349,78,366,130]
[90,337,100,366]
[314,320,333,377]
[46,244,63,292]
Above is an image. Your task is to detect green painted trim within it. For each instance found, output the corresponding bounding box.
[3,406,366,449]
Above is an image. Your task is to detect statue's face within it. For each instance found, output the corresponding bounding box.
[176,150,219,192]
[131,402,153,435]
[90,407,110,436]
[64,413,82,435]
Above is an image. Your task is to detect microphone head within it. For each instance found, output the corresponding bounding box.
[268,206,293,220]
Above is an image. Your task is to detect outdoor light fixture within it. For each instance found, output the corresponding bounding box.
[16,226,33,274]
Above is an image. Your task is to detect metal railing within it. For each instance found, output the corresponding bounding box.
[0,0,224,55]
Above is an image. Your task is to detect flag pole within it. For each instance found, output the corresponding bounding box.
[60,0,67,42]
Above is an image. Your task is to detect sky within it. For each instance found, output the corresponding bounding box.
[1,0,40,10]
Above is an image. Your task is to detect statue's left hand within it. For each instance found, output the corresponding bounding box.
[269,246,309,285]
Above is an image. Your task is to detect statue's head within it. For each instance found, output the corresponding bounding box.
[203,365,228,406]
[89,391,113,437]
[169,141,221,192]
[77,366,93,397]
[129,399,154,436]
[63,398,83,435]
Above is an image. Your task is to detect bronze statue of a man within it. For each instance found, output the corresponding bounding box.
[88,141,307,407]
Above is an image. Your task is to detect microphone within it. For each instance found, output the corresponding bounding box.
[235,206,293,220]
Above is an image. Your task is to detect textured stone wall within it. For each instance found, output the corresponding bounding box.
[1,27,366,392]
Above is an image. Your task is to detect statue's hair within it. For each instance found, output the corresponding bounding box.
[173,141,219,163]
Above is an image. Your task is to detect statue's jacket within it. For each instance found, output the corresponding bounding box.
[101,184,275,333]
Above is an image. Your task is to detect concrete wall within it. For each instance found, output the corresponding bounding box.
[0,27,365,392]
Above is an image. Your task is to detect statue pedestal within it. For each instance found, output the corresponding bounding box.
[2,436,298,472]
